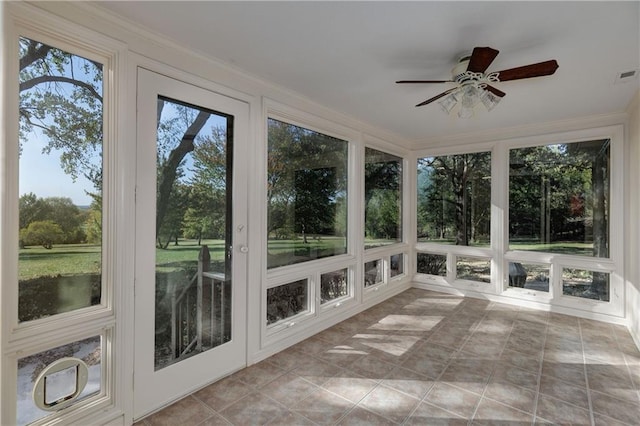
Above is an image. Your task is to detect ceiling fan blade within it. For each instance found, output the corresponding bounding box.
[484,85,506,98]
[416,88,457,107]
[495,60,559,82]
[396,80,453,84]
[467,46,500,73]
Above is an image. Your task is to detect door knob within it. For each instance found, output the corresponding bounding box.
[239,245,249,253]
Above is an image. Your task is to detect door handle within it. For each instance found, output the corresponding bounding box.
[239,245,249,253]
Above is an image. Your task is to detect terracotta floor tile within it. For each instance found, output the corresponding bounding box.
[590,389,640,425]
[145,396,214,426]
[424,382,481,418]
[231,359,286,388]
[265,410,317,426]
[358,384,420,424]
[535,394,591,426]
[290,388,354,425]
[335,406,395,425]
[483,381,537,414]
[134,289,640,426]
[194,376,254,411]
[404,401,468,426]
[291,357,344,386]
[219,392,288,426]
[258,372,320,407]
[539,374,589,409]
[320,373,378,403]
[472,397,534,424]
[381,365,435,399]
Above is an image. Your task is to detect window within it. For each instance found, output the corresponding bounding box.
[507,262,550,292]
[364,148,402,248]
[267,118,348,269]
[390,253,404,278]
[417,152,491,246]
[266,279,309,325]
[563,268,610,302]
[456,256,491,283]
[509,140,610,258]
[320,268,349,304]
[364,259,383,287]
[416,253,447,277]
[7,26,118,426]
[18,37,104,321]
[17,336,102,425]
[153,96,233,370]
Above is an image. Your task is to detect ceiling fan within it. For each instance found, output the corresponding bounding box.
[396,46,558,117]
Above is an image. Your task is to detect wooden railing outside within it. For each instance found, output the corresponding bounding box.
[170,245,227,363]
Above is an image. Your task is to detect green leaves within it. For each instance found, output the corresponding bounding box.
[19,37,103,187]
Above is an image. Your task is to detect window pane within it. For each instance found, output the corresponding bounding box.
[154,97,233,371]
[563,268,610,302]
[509,140,610,257]
[364,148,402,248]
[417,152,491,246]
[390,253,404,278]
[416,253,447,276]
[456,256,491,283]
[320,268,349,304]
[267,279,309,325]
[18,38,103,322]
[364,259,383,287]
[508,262,550,292]
[17,336,101,426]
[267,119,348,268]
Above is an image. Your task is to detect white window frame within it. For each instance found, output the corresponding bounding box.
[1,4,128,425]
[362,137,411,300]
[413,125,625,319]
[261,99,361,348]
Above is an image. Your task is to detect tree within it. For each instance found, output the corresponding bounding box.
[156,101,211,243]
[417,152,491,246]
[20,220,64,249]
[19,37,103,188]
[19,194,86,244]
[267,119,347,241]
[19,192,47,230]
[182,126,229,244]
[364,148,401,242]
[19,38,208,248]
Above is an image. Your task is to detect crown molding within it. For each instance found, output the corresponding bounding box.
[409,111,629,150]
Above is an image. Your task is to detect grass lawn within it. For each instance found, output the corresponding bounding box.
[19,243,102,280]
[18,239,231,280]
[508,240,593,255]
[18,237,595,280]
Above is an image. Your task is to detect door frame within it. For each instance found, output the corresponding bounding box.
[134,68,249,419]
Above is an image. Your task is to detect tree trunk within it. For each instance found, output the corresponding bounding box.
[591,142,609,298]
[454,158,469,246]
[155,110,210,238]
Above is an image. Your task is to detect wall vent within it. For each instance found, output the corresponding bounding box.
[614,69,639,84]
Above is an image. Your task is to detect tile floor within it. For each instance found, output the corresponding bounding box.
[135,288,640,425]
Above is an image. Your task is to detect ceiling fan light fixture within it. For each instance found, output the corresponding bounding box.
[397,46,558,117]
[479,88,502,111]
[457,85,484,118]
[438,91,459,114]
[458,102,475,119]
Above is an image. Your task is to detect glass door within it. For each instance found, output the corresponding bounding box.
[134,69,248,419]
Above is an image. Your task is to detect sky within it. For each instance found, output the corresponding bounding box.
[20,130,95,206]
[19,101,228,207]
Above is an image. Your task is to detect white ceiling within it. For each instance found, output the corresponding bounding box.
[96,1,639,144]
